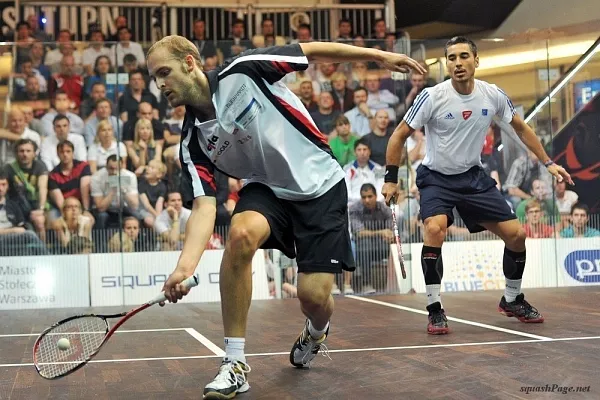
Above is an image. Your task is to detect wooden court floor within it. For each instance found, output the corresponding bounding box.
[0,287,599,400]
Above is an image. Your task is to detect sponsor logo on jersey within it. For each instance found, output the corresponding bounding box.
[462,110,472,120]
[482,109,488,116]
[444,113,454,120]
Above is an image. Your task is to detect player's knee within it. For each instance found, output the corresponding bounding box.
[227,225,259,261]
[298,279,331,312]
[507,226,527,249]
[424,220,446,241]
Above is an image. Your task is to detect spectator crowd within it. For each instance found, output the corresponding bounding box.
[0,14,597,296]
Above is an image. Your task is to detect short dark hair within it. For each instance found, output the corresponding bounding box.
[360,183,376,196]
[354,86,367,96]
[123,53,137,64]
[444,36,478,57]
[354,137,370,151]
[53,114,69,126]
[106,154,119,164]
[571,202,590,216]
[14,138,37,153]
[57,140,74,152]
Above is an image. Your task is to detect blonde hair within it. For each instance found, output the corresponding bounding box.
[134,119,155,149]
[147,159,167,177]
[95,120,114,143]
[147,35,203,68]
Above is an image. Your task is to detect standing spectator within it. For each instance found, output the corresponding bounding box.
[0,109,41,165]
[560,203,600,238]
[40,115,87,171]
[40,91,85,137]
[47,140,92,222]
[91,154,139,229]
[48,55,84,111]
[310,92,340,136]
[344,87,374,137]
[343,139,384,205]
[349,183,393,294]
[363,110,392,166]
[522,200,554,238]
[87,120,127,173]
[111,27,146,68]
[329,115,358,166]
[138,159,167,228]
[154,191,191,250]
[3,139,48,241]
[84,98,123,146]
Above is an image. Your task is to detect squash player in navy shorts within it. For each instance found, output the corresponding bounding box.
[145,35,426,398]
[382,36,574,335]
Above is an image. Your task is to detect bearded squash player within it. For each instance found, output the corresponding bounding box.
[145,36,426,398]
[382,36,574,335]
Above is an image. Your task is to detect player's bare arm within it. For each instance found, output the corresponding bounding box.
[299,42,427,74]
[509,113,574,185]
[160,195,217,305]
[381,120,415,205]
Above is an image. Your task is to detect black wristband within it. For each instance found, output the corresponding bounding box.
[384,165,399,183]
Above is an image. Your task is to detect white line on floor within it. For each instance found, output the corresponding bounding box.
[346,295,551,340]
[0,328,188,338]
[2,335,599,368]
[184,328,225,357]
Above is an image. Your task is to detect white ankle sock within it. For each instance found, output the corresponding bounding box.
[224,337,246,363]
[307,320,329,339]
[426,284,442,307]
[504,279,522,302]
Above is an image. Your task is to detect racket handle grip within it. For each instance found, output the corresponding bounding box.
[149,275,199,305]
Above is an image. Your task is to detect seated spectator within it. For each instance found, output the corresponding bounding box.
[80,82,115,122]
[296,80,318,113]
[406,128,426,169]
[343,138,384,205]
[107,15,128,43]
[310,92,340,137]
[48,55,84,111]
[329,115,359,166]
[522,199,554,238]
[481,125,501,189]
[363,109,392,166]
[397,71,427,119]
[252,18,286,48]
[344,87,373,137]
[28,40,51,83]
[560,203,600,238]
[219,19,253,61]
[122,102,166,152]
[118,71,159,122]
[111,27,146,68]
[40,115,87,171]
[82,30,112,76]
[13,57,48,94]
[554,180,579,230]
[0,109,41,165]
[48,140,93,222]
[330,72,354,113]
[349,183,393,294]
[154,191,190,251]
[0,172,47,256]
[127,119,162,176]
[365,72,399,122]
[87,120,128,173]
[515,179,560,224]
[84,98,123,146]
[91,154,139,229]
[138,159,167,228]
[314,63,337,94]
[51,197,94,254]
[40,91,85,137]
[43,29,75,66]
[83,55,122,101]
[335,19,354,42]
[349,61,368,90]
[108,216,146,252]
[13,75,49,103]
[504,150,552,209]
[3,138,48,241]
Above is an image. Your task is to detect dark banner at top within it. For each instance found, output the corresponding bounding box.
[550,91,600,213]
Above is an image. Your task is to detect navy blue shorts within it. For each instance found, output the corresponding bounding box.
[416,165,516,233]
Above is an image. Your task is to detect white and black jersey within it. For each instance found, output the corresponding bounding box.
[179,44,345,207]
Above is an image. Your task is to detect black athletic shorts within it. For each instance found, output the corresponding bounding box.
[232,178,355,274]
[416,164,517,233]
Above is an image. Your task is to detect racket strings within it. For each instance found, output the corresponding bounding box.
[34,316,108,379]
